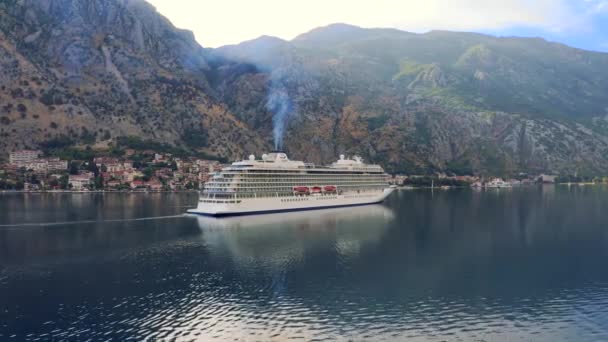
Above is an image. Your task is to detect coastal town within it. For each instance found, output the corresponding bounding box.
[0,149,221,191]
[1,149,606,192]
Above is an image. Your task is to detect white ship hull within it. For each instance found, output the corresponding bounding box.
[187,188,395,217]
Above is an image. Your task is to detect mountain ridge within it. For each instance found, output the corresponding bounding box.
[2,1,608,175]
[215,23,608,174]
[0,0,269,161]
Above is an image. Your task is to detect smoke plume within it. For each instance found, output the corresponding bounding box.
[265,79,293,151]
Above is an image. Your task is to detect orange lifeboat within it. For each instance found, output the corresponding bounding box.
[311,186,322,193]
[323,185,337,192]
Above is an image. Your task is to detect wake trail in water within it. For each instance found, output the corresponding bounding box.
[0,214,186,228]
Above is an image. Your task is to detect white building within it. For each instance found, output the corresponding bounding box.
[46,158,68,171]
[22,159,48,172]
[122,170,144,182]
[539,174,557,183]
[9,150,42,166]
[485,178,511,188]
[94,157,133,173]
[69,173,94,190]
[19,158,68,173]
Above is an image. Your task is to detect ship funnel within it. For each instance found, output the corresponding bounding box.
[267,151,289,162]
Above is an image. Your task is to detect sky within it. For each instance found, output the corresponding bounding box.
[147,0,608,52]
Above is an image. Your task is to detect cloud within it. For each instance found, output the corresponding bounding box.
[146,0,602,48]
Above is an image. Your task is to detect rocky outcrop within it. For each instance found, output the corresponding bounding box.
[217,25,608,175]
[0,0,268,160]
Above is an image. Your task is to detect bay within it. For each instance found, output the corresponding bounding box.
[1,187,608,341]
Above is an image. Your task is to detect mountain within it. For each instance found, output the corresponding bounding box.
[2,1,608,175]
[0,0,268,160]
[217,23,608,175]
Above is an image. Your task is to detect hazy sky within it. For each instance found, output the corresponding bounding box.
[147,0,608,51]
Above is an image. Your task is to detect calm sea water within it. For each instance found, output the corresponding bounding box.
[1,187,608,341]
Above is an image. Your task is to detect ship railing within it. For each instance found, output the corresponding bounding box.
[200,188,384,199]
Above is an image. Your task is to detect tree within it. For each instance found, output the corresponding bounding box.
[28,173,39,185]
[142,167,153,181]
[94,175,103,189]
[181,128,208,148]
[86,161,99,177]
[69,162,79,175]
[59,175,68,189]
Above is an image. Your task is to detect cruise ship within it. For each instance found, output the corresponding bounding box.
[187,152,395,216]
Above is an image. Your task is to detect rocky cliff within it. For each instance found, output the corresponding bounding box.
[217,24,608,175]
[0,0,268,160]
[2,2,608,175]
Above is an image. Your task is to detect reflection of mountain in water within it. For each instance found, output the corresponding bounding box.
[191,205,394,270]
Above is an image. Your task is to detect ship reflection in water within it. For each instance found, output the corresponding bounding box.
[191,205,394,270]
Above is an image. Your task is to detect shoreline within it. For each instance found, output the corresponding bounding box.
[397,183,606,190]
[0,190,200,194]
[2,183,605,194]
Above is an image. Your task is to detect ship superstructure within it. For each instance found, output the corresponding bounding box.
[187,152,395,216]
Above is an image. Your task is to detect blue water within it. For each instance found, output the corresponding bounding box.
[1,187,608,341]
